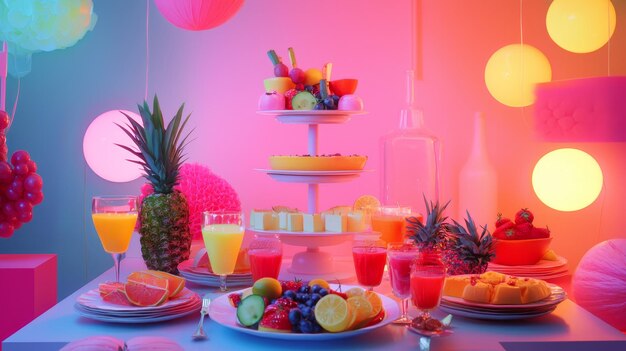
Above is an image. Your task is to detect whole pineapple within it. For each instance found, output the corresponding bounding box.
[406,197,451,251]
[118,96,192,274]
[446,210,495,275]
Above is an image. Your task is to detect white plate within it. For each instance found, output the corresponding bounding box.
[76,287,198,312]
[248,229,354,247]
[75,304,199,323]
[255,169,372,184]
[257,110,366,124]
[439,305,556,320]
[488,256,568,270]
[209,285,400,340]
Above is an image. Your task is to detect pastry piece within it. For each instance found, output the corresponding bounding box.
[303,214,324,232]
[251,210,279,231]
[443,276,470,298]
[325,213,347,232]
[287,213,303,232]
[269,154,367,171]
[491,284,523,304]
[347,211,366,232]
[462,281,492,304]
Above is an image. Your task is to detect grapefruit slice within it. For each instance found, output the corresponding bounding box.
[99,282,132,306]
[124,281,169,307]
[145,270,185,298]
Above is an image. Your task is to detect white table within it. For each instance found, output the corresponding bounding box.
[4,257,626,351]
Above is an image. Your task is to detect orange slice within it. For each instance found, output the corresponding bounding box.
[347,296,373,330]
[308,278,330,290]
[353,195,381,214]
[364,290,383,318]
[124,281,169,307]
[315,294,353,333]
[345,287,365,298]
[147,270,185,298]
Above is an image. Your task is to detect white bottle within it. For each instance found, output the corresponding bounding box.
[458,112,498,230]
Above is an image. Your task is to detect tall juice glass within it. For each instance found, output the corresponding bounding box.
[248,235,283,282]
[411,251,446,319]
[202,211,245,292]
[352,233,386,291]
[387,241,419,324]
[372,206,411,245]
[92,196,138,282]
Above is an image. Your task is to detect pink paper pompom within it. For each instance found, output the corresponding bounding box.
[139,163,241,239]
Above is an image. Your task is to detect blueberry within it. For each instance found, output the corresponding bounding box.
[331,95,340,104]
[284,290,297,300]
[312,322,322,333]
[310,293,321,304]
[305,299,315,307]
[296,293,306,302]
[299,319,313,333]
[323,97,335,109]
[298,286,310,294]
[288,308,302,325]
[314,102,326,110]
[304,85,313,92]
[319,288,328,296]
[300,306,312,319]
[311,284,321,294]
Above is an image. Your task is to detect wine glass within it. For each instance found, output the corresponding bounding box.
[202,211,245,292]
[387,241,419,324]
[410,250,446,320]
[352,233,386,291]
[249,234,283,282]
[91,196,138,283]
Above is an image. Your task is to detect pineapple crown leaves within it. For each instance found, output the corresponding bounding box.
[406,196,451,249]
[116,95,193,194]
[447,210,495,264]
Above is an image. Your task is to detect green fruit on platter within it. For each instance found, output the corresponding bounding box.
[252,277,282,300]
[291,91,317,110]
[237,295,266,327]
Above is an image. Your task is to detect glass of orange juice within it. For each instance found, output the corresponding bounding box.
[202,211,245,292]
[91,196,138,282]
[371,206,411,245]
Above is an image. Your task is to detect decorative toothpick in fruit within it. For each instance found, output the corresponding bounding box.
[267,49,289,77]
[287,47,305,84]
[118,96,192,274]
[446,210,495,274]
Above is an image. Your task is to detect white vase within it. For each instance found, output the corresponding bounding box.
[458,112,498,230]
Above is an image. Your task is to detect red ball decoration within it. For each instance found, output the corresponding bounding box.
[0,110,44,238]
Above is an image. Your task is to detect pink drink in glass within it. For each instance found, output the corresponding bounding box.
[249,249,282,281]
[352,247,387,288]
[388,252,416,298]
[410,273,445,310]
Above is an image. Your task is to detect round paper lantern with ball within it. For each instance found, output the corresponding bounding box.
[573,239,626,331]
[484,44,552,107]
[0,110,44,238]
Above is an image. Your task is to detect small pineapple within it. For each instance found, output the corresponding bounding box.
[406,197,451,251]
[118,96,192,274]
[446,210,495,275]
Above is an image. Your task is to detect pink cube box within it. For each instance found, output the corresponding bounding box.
[0,254,57,350]
[534,76,626,142]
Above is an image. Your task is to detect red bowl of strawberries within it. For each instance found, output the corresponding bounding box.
[492,208,552,266]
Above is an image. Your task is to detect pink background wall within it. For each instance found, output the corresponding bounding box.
[2,0,625,298]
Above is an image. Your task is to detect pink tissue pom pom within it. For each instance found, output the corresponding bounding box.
[138,163,241,239]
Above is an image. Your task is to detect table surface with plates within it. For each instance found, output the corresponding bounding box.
[4,257,626,351]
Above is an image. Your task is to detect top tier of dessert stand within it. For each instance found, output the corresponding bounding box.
[252,110,367,280]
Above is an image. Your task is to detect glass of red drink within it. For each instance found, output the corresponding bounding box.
[248,235,283,282]
[352,233,386,291]
[410,250,446,320]
[387,241,420,324]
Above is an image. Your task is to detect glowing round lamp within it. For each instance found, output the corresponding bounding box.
[154,0,244,31]
[485,44,552,107]
[546,0,616,54]
[83,110,143,182]
[532,148,603,211]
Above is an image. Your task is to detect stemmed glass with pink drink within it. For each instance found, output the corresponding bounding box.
[352,233,386,291]
[387,241,420,324]
[410,250,446,320]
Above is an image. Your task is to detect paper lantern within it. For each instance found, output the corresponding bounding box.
[154,0,244,31]
[546,0,616,54]
[532,148,603,211]
[0,0,97,77]
[484,44,552,107]
[83,110,143,183]
[573,239,626,331]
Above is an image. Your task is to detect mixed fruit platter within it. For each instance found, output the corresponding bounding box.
[259,47,364,111]
[228,277,385,334]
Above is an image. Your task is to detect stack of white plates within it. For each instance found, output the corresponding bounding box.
[439,284,567,320]
[178,260,253,288]
[75,288,200,323]
[487,256,569,280]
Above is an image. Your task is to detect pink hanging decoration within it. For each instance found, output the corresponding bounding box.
[0,110,44,238]
[154,0,244,31]
[139,163,241,239]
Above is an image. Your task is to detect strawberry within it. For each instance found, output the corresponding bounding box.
[280,279,303,293]
[495,213,512,228]
[493,221,514,239]
[284,89,298,110]
[273,297,297,309]
[228,293,242,308]
[515,208,534,224]
[503,226,521,240]
[530,226,550,239]
[258,306,292,333]
[515,222,534,239]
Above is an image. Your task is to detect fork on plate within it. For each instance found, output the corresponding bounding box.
[192,296,211,340]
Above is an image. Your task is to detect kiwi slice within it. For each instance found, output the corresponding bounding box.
[236,294,265,327]
[291,91,317,110]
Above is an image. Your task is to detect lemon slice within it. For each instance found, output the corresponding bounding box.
[315,294,352,333]
[354,195,381,214]
[345,287,365,298]
[347,296,373,330]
